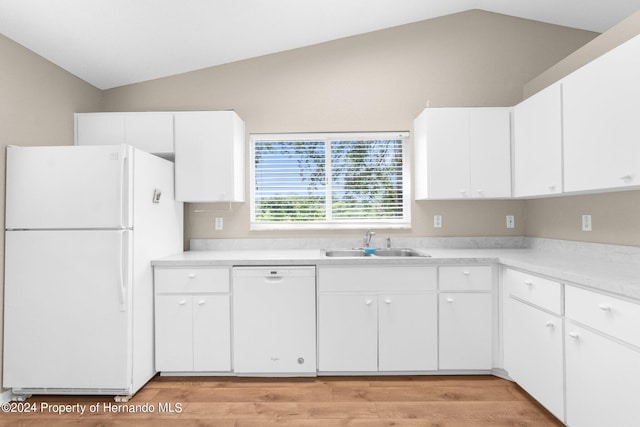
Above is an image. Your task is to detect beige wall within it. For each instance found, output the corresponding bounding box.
[0,34,103,387]
[103,10,598,246]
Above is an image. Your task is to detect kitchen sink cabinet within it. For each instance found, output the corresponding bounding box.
[512,82,563,197]
[563,33,640,193]
[174,111,245,202]
[317,265,438,373]
[154,267,231,373]
[75,112,174,157]
[503,268,564,422]
[414,107,512,199]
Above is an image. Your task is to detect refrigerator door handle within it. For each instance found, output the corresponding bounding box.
[119,231,128,312]
[119,146,128,229]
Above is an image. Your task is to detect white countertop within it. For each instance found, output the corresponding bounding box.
[152,244,640,300]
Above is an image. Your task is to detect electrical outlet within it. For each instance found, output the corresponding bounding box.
[506,215,515,229]
[215,217,224,230]
[582,214,592,231]
[434,215,442,228]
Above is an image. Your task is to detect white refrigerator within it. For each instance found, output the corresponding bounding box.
[3,144,183,400]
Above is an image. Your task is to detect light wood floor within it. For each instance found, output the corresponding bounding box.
[3,375,563,426]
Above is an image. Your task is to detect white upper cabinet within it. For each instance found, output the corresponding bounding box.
[513,82,563,197]
[75,112,174,156]
[414,107,512,199]
[174,111,245,202]
[562,34,640,193]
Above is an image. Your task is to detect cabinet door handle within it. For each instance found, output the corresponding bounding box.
[446,297,455,303]
[178,300,187,305]
[569,332,579,339]
[463,271,470,276]
[548,184,556,191]
[187,273,197,278]
[545,321,555,328]
[365,299,373,306]
[598,304,612,311]
[524,280,533,287]
[619,173,633,181]
[197,300,206,305]
[384,298,392,304]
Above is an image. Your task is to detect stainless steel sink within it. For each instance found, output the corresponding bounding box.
[323,248,430,258]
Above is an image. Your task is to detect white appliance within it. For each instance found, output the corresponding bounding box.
[3,144,183,400]
[232,266,316,375]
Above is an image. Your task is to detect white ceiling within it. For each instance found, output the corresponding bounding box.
[1,0,639,90]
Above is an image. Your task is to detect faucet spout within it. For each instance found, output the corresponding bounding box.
[363,229,376,247]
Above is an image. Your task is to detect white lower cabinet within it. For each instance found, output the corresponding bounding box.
[504,298,564,421]
[564,284,640,427]
[438,266,493,370]
[439,293,492,370]
[154,267,231,373]
[317,265,438,373]
[503,268,564,422]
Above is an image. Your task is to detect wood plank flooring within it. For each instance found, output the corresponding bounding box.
[2,375,564,426]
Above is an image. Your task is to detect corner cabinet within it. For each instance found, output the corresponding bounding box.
[512,82,563,197]
[317,265,438,373]
[414,107,512,199]
[154,267,232,373]
[562,33,640,193]
[174,111,245,202]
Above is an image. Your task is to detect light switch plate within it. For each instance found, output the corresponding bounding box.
[582,214,592,231]
[215,217,224,230]
[434,215,442,228]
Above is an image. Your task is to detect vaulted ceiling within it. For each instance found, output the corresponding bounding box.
[1,0,639,89]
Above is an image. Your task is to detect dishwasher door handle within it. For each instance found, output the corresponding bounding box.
[264,275,283,283]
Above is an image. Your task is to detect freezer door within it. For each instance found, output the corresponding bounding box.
[5,145,133,229]
[3,230,133,391]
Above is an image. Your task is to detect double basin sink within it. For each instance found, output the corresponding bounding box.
[323,248,430,258]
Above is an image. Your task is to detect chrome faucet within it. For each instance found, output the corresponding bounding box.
[363,229,375,247]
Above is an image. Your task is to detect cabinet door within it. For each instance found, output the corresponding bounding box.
[174,111,245,202]
[469,108,511,198]
[504,298,564,421]
[125,113,174,154]
[318,294,378,372]
[155,295,193,371]
[378,294,438,371]
[425,108,470,198]
[563,34,640,192]
[513,83,563,197]
[193,295,231,372]
[75,113,126,146]
[565,322,640,427]
[439,293,492,370]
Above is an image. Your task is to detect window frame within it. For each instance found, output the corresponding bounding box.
[250,131,411,231]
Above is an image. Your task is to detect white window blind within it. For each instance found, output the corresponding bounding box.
[251,132,410,230]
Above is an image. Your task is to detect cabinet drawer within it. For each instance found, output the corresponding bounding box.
[565,285,640,347]
[439,265,492,291]
[155,267,230,293]
[318,266,437,292]
[504,269,561,314]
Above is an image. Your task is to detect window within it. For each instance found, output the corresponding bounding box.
[251,132,410,230]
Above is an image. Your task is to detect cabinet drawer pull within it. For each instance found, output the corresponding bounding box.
[524,280,533,286]
[178,300,187,305]
[187,273,197,278]
[365,299,373,306]
[197,300,206,305]
[619,173,633,181]
[446,297,455,303]
[569,332,580,339]
[598,303,612,311]
[384,298,392,304]
[545,321,555,328]
[463,271,470,276]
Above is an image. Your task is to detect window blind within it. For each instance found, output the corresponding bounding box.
[251,132,410,229]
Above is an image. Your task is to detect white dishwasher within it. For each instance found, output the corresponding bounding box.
[232,266,316,375]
